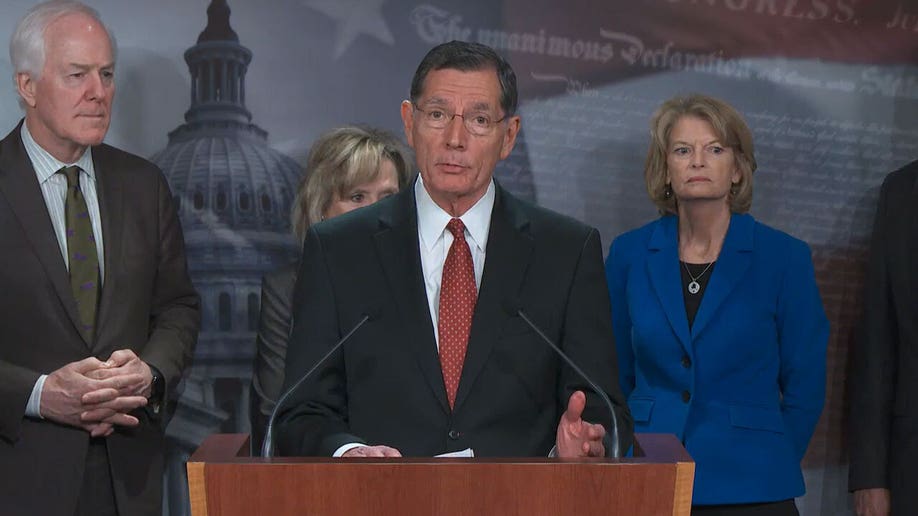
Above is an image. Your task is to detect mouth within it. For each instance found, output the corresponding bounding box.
[686,176,710,183]
[436,161,468,173]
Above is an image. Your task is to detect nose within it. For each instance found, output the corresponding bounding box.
[84,72,105,101]
[690,147,705,168]
[444,114,467,150]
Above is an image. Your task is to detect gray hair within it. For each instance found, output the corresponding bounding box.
[10,0,117,82]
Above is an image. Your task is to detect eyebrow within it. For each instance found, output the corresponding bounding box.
[421,97,449,107]
[670,138,722,147]
[420,97,493,112]
[467,101,493,112]
[66,62,115,71]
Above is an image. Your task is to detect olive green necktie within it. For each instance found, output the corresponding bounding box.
[60,165,100,339]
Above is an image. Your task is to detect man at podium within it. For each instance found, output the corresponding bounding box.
[276,41,633,459]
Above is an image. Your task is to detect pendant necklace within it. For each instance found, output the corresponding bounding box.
[683,261,714,295]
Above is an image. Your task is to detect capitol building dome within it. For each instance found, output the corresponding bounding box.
[153,0,301,262]
[156,137,300,237]
[149,2,302,512]
[155,135,301,271]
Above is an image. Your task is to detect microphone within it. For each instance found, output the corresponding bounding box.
[261,312,373,457]
[515,308,622,458]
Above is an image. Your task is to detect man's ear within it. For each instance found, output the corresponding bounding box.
[400,100,415,149]
[16,72,37,108]
[498,115,521,160]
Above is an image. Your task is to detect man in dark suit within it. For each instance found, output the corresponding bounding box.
[849,160,918,516]
[0,2,199,515]
[277,41,632,459]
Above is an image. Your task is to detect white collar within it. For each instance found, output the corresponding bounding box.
[415,175,495,253]
[21,121,95,184]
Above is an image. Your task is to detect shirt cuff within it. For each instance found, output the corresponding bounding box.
[333,442,368,457]
[26,375,48,419]
[548,445,558,458]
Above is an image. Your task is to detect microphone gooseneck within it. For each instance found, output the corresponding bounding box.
[516,309,622,458]
[261,313,372,458]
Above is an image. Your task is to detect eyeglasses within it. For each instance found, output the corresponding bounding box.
[412,103,507,136]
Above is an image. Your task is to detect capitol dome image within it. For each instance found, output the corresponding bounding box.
[149,1,302,512]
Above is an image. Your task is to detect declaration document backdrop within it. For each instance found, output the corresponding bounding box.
[1,1,915,514]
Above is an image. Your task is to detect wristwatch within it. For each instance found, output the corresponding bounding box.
[148,365,165,413]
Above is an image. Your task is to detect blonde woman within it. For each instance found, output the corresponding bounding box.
[605,94,828,515]
[250,126,411,450]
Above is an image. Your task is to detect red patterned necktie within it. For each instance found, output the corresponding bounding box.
[438,218,477,409]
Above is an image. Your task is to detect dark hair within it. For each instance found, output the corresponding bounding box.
[409,40,518,117]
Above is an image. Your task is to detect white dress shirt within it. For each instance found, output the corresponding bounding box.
[21,121,105,419]
[416,176,495,347]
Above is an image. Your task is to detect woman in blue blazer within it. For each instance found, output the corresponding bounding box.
[606,94,828,515]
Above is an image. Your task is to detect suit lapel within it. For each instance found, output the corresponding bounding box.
[374,186,450,414]
[0,123,89,346]
[92,147,122,349]
[453,186,533,412]
[691,214,754,339]
[646,216,692,353]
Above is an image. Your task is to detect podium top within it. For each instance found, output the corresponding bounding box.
[190,432,691,464]
[188,433,694,516]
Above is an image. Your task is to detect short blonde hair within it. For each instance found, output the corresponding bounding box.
[291,126,412,243]
[645,94,756,214]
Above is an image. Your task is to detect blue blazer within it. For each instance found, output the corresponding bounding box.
[605,213,828,505]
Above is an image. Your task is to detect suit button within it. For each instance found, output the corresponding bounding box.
[681,390,691,403]
[681,355,692,368]
[448,429,461,440]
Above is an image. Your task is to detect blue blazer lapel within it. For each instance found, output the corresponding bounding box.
[691,214,755,339]
[646,216,692,353]
[453,185,533,412]
[373,184,450,415]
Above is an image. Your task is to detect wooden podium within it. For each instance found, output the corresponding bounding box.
[187,433,694,515]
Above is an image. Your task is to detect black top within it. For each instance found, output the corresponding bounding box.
[681,261,715,329]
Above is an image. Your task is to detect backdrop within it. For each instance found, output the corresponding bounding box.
[1,1,915,514]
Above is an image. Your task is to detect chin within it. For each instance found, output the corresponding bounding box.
[430,177,470,193]
[76,131,109,146]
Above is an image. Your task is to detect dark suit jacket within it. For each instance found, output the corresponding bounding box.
[606,214,828,504]
[0,123,200,516]
[250,262,297,451]
[276,181,633,457]
[849,161,918,514]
